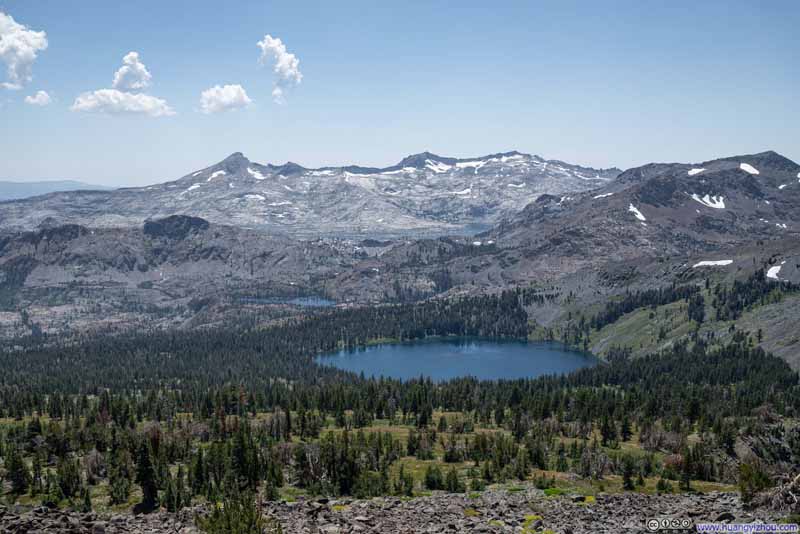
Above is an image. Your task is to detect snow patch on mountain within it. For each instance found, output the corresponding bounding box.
[450,188,472,196]
[381,167,417,175]
[456,160,486,171]
[766,262,785,280]
[628,204,646,222]
[593,192,614,199]
[181,184,202,195]
[687,168,705,176]
[690,193,725,209]
[740,163,759,175]
[693,260,733,268]
[248,167,267,180]
[426,160,452,173]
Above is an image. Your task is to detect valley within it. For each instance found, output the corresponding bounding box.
[2,149,800,532]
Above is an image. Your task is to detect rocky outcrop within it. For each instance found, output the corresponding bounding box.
[0,505,200,533]
[263,489,785,534]
[0,489,787,534]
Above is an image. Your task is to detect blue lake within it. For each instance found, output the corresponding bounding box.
[317,338,598,381]
[240,296,335,307]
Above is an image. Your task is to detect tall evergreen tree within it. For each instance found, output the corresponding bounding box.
[135,442,159,510]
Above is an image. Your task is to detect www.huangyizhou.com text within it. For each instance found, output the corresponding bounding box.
[647,518,799,532]
[694,524,798,533]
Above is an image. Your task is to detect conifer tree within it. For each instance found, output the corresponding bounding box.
[6,446,30,494]
[136,442,159,510]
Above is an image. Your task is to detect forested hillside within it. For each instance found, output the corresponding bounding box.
[1,287,797,529]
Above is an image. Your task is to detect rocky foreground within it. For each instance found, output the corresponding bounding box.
[0,489,789,533]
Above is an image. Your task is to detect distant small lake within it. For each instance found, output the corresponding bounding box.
[240,296,335,307]
[317,338,598,381]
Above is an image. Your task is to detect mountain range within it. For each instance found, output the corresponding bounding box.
[0,151,619,238]
[1,149,799,365]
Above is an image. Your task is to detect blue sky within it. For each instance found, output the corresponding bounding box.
[1,0,798,186]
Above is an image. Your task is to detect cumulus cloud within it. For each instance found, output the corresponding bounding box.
[71,51,174,117]
[199,84,252,114]
[112,51,151,91]
[0,11,48,90]
[71,89,174,117]
[257,34,302,103]
[24,89,50,106]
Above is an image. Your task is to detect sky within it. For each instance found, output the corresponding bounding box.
[0,0,798,186]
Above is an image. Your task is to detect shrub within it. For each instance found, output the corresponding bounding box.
[198,492,282,534]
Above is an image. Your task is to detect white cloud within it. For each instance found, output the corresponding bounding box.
[71,89,174,117]
[0,11,48,90]
[199,84,252,114]
[112,51,151,91]
[24,89,50,106]
[257,34,302,103]
[71,51,173,117]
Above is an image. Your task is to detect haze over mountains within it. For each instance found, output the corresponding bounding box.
[0,180,110,201]
[0,151,619,237]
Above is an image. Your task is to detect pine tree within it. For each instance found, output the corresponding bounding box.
[424,464,443,490]
[445,467,465,493]
[30,454,43,496]
[42,471,65,508]
[6,446,30,494]
[622,456,635,491]
[109,448,132,506]
[176,465,189,510]
[81,487,92,513]
[164,474,177,512]
[396,464,414,496]
[191,447,207,496]
[680,448,692,491]
[513,449,530,480]
[56,457,82,499]
[438,415,448,433]
[600,415,617,446]
[620,416,632,442]
[136,442,159,510]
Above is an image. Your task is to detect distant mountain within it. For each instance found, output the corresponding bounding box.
[0,180,111,201]
[0,151,620,237]
[335,150,800,299]
[486,150,800,262]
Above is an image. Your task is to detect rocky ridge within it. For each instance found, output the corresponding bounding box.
[0,151,619,238]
